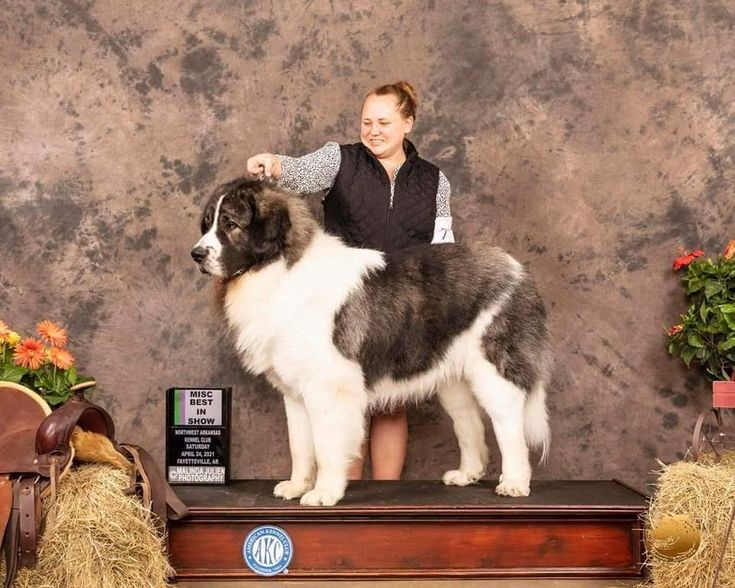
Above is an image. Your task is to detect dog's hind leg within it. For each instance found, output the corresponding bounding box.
[299,375,367,507]
[465,359,531,497]
[273,394,316,500]
[437,379,488,486]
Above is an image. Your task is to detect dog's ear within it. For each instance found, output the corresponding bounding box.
[251,199,291,261]
[262,201,291,242]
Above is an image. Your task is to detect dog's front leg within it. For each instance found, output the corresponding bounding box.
[299,381,367,507]
[273,394,316,500]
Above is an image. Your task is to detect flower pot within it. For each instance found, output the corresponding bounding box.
[0,380,51,416]
[713,380,735,408]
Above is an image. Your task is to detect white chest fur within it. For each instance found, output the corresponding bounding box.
[224,232,384,391]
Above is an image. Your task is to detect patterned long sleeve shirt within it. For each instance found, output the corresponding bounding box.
[276,142,455,244]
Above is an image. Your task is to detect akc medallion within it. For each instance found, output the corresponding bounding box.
[243,525,293,576]
[645,514,701,561]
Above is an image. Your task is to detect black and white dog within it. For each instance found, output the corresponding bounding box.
[191,179,551,506]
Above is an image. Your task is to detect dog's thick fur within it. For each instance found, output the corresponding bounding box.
[192,179,551,506]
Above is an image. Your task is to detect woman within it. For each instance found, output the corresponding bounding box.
[246,81,454,480]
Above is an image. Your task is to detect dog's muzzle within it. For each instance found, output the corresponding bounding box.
[191,246,207,263]
[191,246,211,274]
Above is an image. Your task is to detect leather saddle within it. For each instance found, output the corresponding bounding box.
[0,382,188,587]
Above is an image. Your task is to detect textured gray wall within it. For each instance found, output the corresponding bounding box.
[1,1,733,492]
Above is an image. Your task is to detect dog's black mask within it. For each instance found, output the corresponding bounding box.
[191,178,291,279]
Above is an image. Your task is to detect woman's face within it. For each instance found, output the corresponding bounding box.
[360,94,414,160]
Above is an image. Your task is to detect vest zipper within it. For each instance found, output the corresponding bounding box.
[384,205,394,251]
[383,165,402,251]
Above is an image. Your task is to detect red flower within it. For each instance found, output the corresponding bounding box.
[673,249,704,271]
[724,240,735,260]
[668,324,683,336]
[13,338,46,370]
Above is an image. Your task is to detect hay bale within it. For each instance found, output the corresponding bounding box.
[1,464,173,588]
[642,452,735,587]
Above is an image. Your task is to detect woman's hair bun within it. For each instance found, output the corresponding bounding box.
[370,81,418,120]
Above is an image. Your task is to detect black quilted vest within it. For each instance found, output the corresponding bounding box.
[323,140,439,253]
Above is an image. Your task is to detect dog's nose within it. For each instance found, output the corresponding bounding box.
[191,246,207,263]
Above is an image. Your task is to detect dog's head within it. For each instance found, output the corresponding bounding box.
[191,178,299,280]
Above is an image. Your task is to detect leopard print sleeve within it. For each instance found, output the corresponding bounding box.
[276,142,341,193]
[432,171,455,243]
[436,171,451,217]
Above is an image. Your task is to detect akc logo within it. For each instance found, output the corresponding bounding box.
[243,525,293,576]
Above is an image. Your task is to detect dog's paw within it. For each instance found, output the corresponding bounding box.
[299,488,343,507]
[273,480,312,500]
[495,478,530,497]
[442,469,483,486]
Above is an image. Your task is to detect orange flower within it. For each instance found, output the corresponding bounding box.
[13,338,46,370]
[673,249,704,271]
[36,320,68,348]
[668,324,683,336]
[724,240,735,260]
[0,320,10,341]
[50,347,75,370]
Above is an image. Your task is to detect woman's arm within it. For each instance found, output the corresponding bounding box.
[246,142,341,193]
[431,171,455,244]
[276,142,341,193]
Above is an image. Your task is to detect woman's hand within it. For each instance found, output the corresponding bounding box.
[246,153,282,178]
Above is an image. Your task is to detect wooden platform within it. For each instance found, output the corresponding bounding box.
[168,480,648,581]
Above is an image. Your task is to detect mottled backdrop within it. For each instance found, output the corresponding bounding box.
[1,1,733,492]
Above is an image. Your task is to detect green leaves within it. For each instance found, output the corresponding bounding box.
[66,366,78,385]
[42,393,70,407]
[688,333,705,348]
[680,346,696,368]
[667,251,735,382]
[0,365,27,383]
[705,281,723,299]
[686,278,704,294]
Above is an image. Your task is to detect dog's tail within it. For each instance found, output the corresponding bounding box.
[524,381,550,465]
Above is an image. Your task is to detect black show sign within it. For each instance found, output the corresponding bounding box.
[166,387,231,485]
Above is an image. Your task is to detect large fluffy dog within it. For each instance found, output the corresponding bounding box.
[191,178,551,506]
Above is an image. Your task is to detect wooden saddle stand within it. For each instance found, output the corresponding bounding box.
[0,382,189,588]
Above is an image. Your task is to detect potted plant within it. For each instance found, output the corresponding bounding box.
[0,318,94,406]
[666,240,735,408]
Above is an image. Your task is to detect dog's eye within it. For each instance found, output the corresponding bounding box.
[222,216,239,231]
